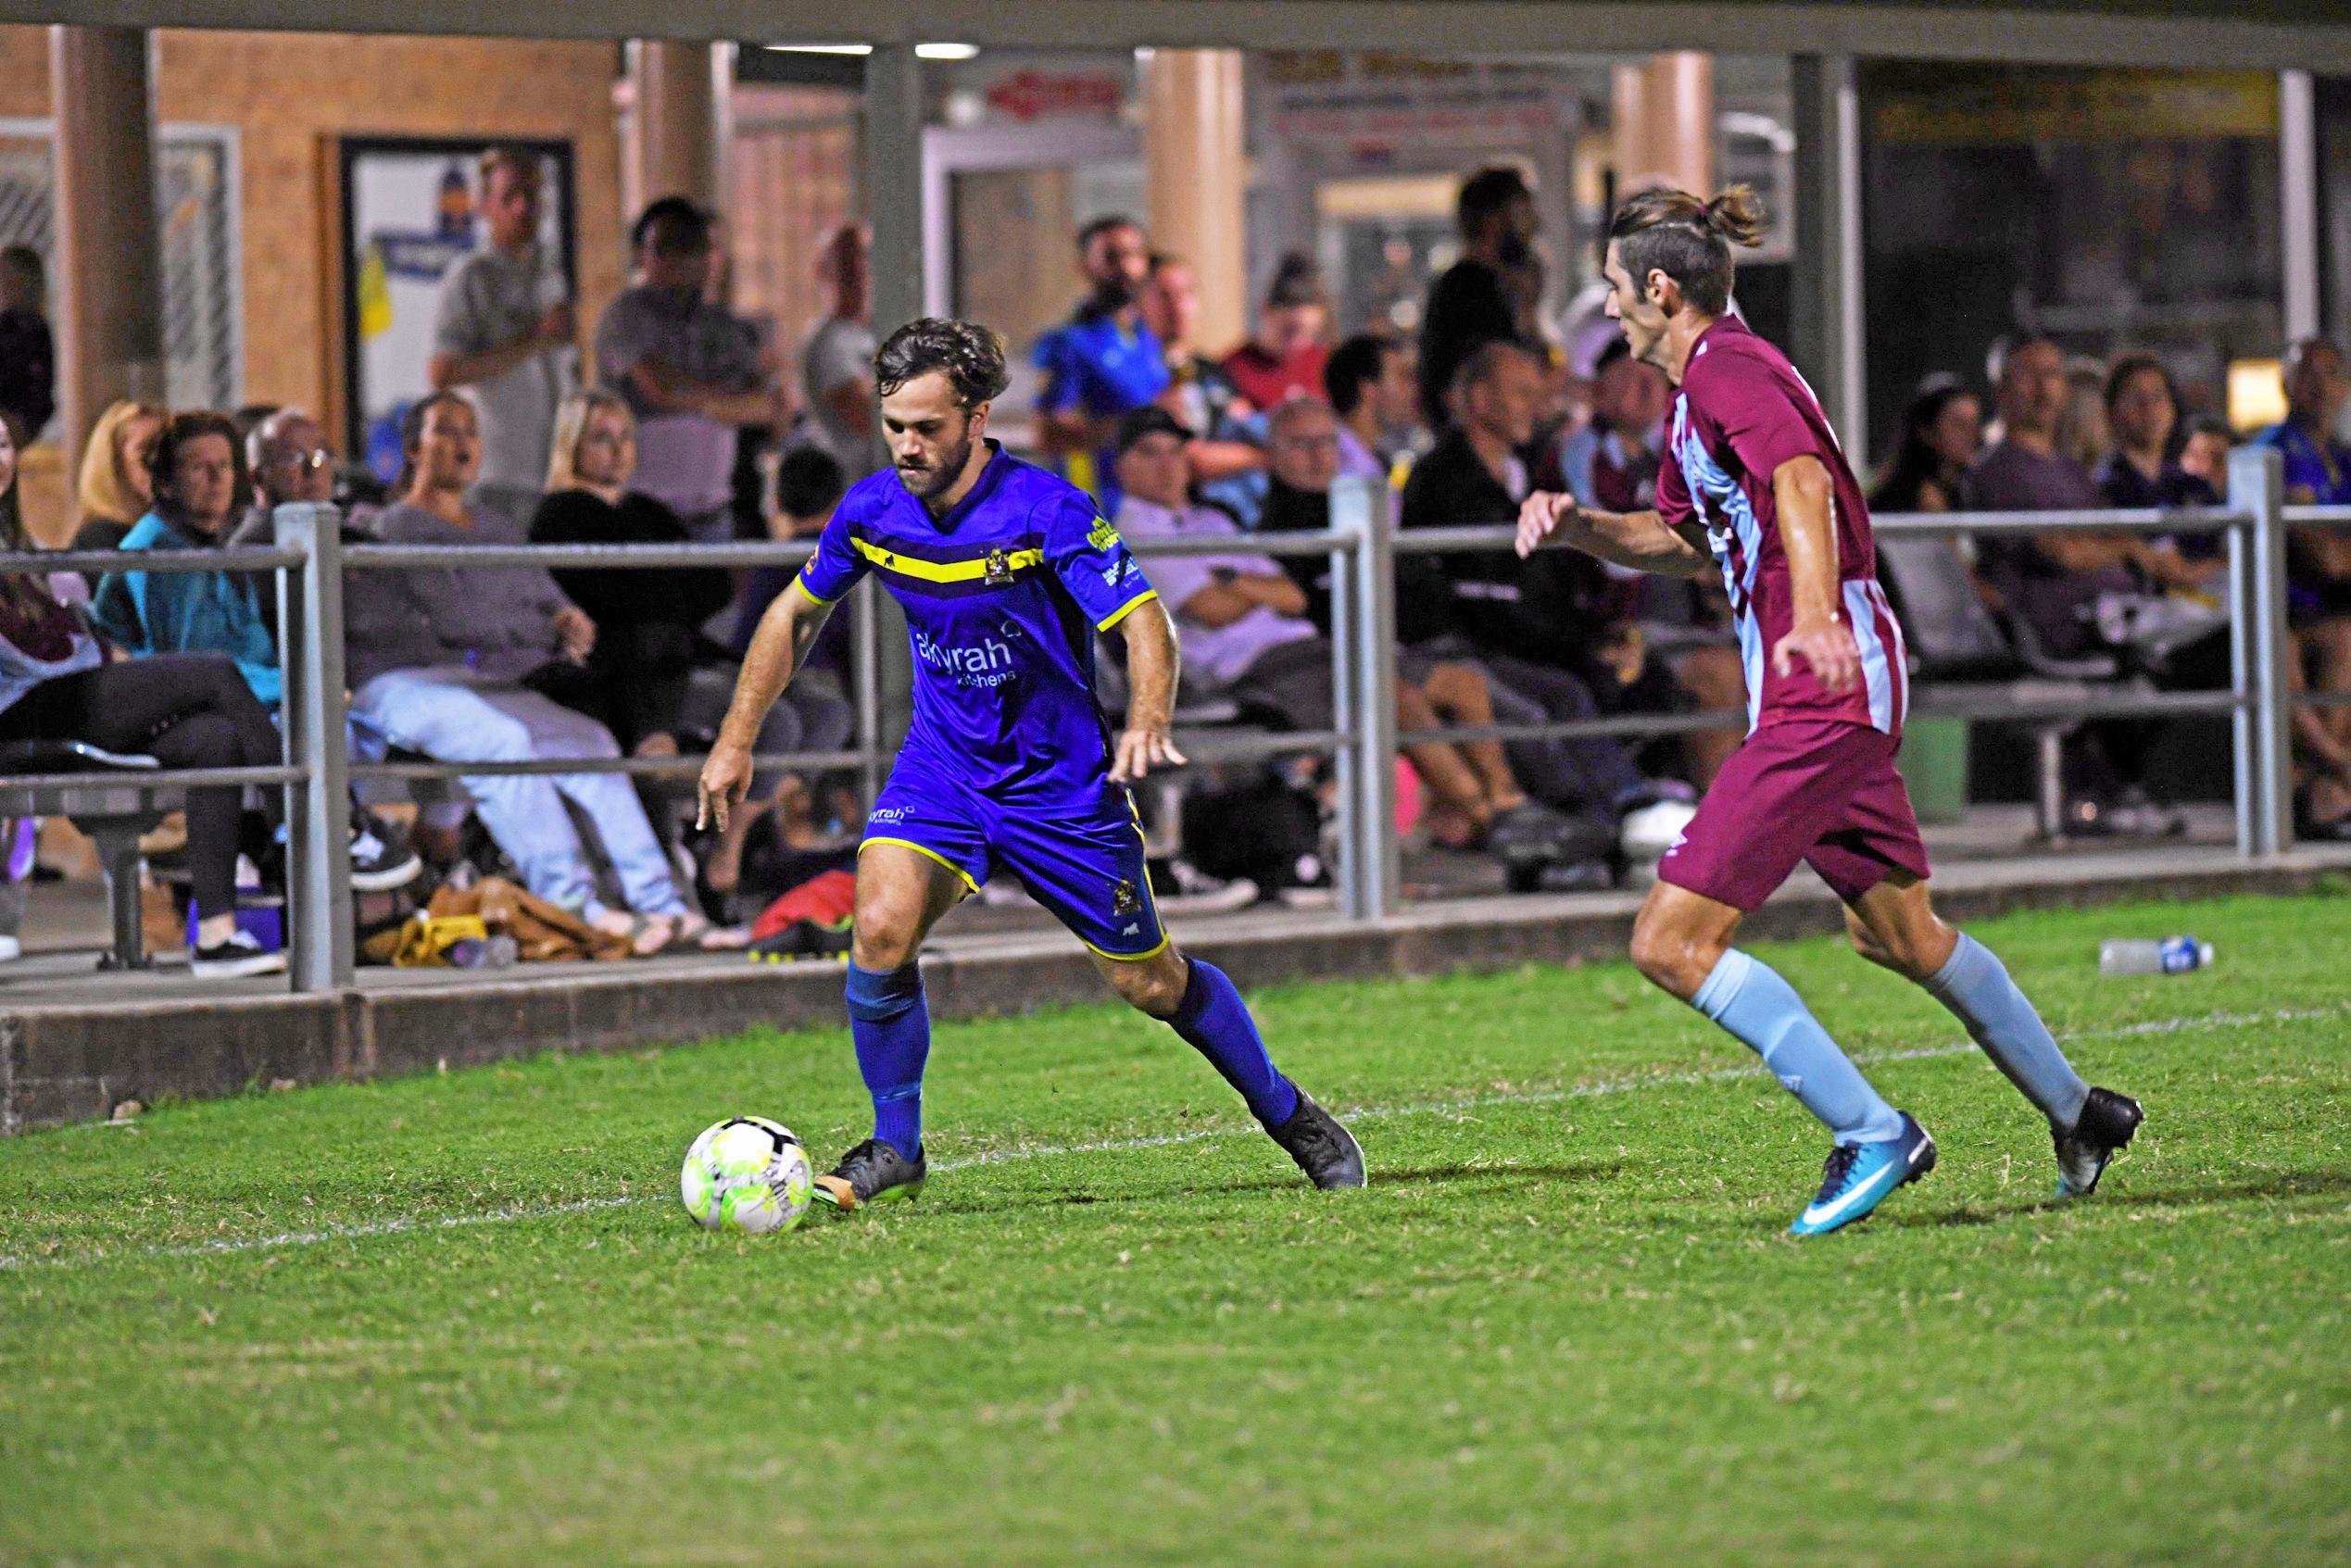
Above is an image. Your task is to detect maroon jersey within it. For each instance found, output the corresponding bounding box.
[1656,316,1906,737]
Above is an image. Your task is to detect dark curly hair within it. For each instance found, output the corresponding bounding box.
[874,318,1010,410]
[148,409,251,534]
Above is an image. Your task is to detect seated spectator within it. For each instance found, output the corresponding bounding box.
[1869,375,1981,515]
[595,197,791,543]
[2056,353,2111,473]
[2254,337,2351,837]
[1324,332,1419,484]
[798,223,879,479]
[353,391,735,953]
[1260,396,1663,822]
[71,398,165,553]
[92,412,275,704]
[1221,254,1332,411]
[2096,355,2226,589]
[1397,342,1715,797]
[1113,407,1578,862]
[1140,251,1264,486]
[0,418,283,977]
[686,444,858,910]
[1968,337,2219,834]
[530,390,733,754]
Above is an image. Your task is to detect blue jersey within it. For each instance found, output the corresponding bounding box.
[1032,307,1171,508]
[2255,421,2351,504]
[797,444,1159,809]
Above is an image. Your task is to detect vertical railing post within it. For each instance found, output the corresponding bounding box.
[274,502,353,990]
[1332,475,1398,921]
[851,574,885,811]
[2224,510,2254,859]
[2230,445,2294,857]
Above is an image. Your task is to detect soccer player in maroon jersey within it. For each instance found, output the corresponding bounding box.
[1517,187,2142,1234]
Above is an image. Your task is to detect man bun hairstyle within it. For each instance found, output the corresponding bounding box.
[875,318,1011,410]
[1608,183,1766,317]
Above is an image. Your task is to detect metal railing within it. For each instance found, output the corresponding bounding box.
[0,445,2330,991]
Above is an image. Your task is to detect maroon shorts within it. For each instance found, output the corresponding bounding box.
[1658,719,1931,913]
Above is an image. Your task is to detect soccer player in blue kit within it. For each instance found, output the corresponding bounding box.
[699,318,1364,1210]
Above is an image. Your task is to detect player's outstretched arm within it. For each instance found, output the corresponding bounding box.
[1107,596,1189,784]
[1515,490,1710,577]
[698,580,836,830]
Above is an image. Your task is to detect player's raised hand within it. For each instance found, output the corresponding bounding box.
[1516,491,1578,558]
[1110,727,1188,784]
[1773,617,1861,693]
[696,740,756,831]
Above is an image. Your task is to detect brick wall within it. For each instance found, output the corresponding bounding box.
[0,27,623,440]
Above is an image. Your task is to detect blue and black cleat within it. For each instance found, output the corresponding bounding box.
[1788,1112,1936,1236]
[2053,1086,2144,1199]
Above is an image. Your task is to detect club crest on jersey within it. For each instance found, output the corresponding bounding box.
[984,547,1013,586]
[1112,878,1142,916]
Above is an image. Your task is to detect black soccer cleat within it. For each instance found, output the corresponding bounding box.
[2053,1086,2144,1199]
[1268,1090,1366,1189]
[811,1137,928,1212]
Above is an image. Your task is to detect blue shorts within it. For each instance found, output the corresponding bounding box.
[860,755,1167,961]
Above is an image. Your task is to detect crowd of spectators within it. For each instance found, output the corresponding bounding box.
[8,149,2351,972]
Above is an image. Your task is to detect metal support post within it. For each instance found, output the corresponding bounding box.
[862,42,924,753]
[275,503,353,990]
[2282,70,2320,345]
[2230,447,2294,856]
[1333,476,1399,921]
[1790,54,1867,462]
[851,574,886,808]
[2226,519,2254,859]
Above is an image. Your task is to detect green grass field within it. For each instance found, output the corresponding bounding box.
[4,893,2348,1567]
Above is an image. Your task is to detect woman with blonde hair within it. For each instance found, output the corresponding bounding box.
[529,389,731,754]
[72,398,166,552]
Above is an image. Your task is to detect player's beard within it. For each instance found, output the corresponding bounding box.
[897,432,974,508]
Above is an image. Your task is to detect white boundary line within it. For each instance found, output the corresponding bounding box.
[0,1004,2334,1274]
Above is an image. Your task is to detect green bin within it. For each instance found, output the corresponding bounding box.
[1902,717,1969,825]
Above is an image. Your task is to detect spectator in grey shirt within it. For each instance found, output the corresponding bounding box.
[429,147,574,525]
[351,391,738,953]
[798,222,878,478]
[595,197,792,542]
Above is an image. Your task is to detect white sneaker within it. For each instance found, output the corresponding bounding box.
[1149,859,1259,915]
[191,928,286,979]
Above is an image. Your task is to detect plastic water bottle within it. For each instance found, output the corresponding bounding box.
[2098,936,2214,976]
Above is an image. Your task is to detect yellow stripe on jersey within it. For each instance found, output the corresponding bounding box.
[850,536,1045,584]
[1096,588,1159,632]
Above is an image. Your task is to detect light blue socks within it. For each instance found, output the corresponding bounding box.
[1922,933,2089,1128]
[1692,949,1905,1146]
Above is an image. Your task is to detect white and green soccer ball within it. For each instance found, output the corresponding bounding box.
[680,1117,816,1235]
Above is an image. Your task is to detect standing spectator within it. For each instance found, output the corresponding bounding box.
[2177,414,2235,492]
[1221,253,1332,410]
[0,245,56,447]
[71,398,165,553]
[1869,376,1982,514]
[798,223,878,479]
[357,391,734,952]
[1140,252,1264,485]
[596,197,792,543]
[1032,215,1170,504]
[1113,407,1577,864]
[0,417,285,978]
[530,390,733,755]
[1417,165,1538,428]
[428,147,574,525]
[1324,332,1419,483]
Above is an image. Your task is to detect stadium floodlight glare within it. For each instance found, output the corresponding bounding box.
[915,43,981,59]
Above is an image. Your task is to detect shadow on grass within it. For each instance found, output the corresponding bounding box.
[1892,1167,2351,1231]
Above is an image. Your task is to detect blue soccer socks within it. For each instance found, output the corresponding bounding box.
[846,960,930,1161]
[1921,933,2090,1129]
[1692,948,1905,1147]
[1166,960,1301,1128]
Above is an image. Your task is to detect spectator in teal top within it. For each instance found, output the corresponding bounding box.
[94,409,282,709]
